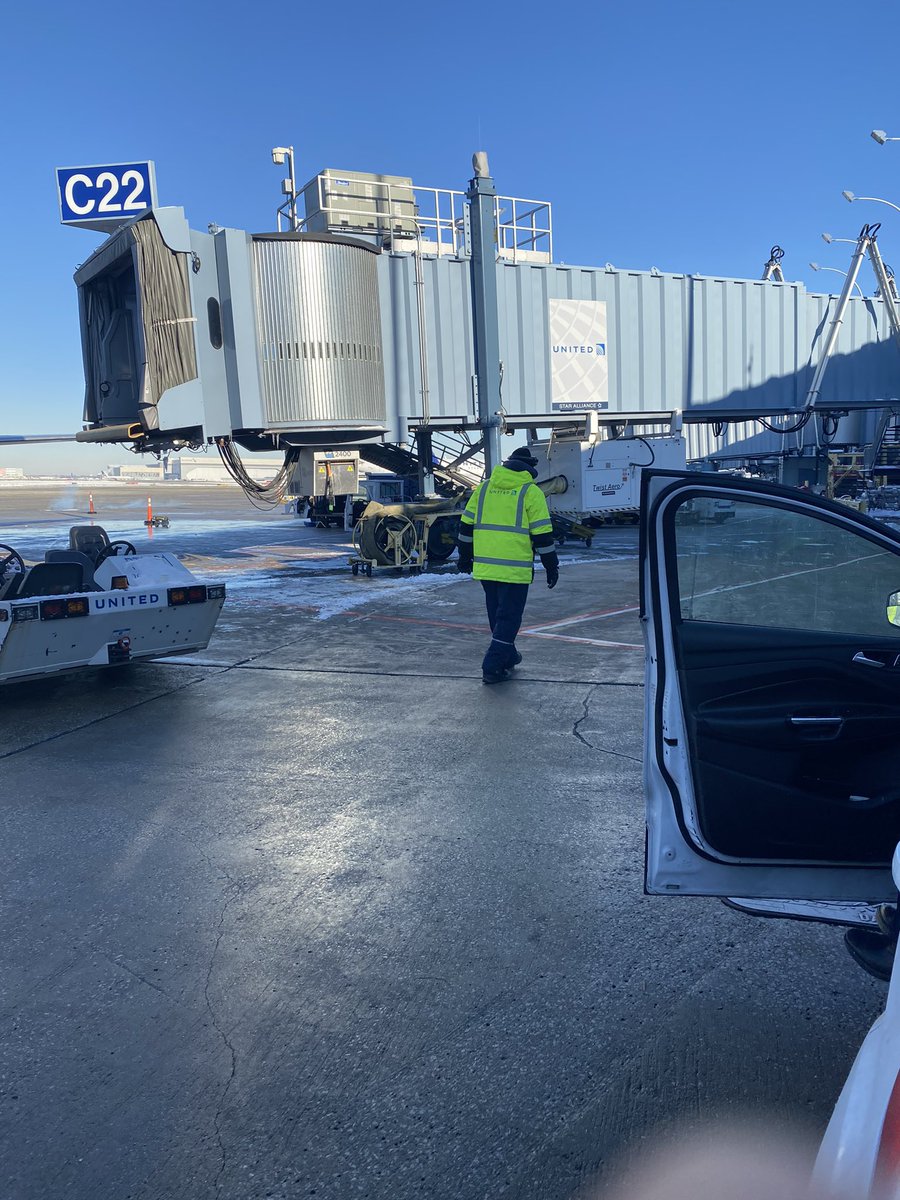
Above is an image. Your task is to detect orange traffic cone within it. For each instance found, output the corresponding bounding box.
[146,496,153,525]
[88,493,95,515]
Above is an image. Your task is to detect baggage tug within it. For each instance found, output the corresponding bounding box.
[0,525,224,684]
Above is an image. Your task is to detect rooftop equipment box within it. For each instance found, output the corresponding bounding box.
[302,169,418,237]
[532,434,686,514]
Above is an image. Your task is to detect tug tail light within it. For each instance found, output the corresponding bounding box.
[40,597,90,620]
[168,585,208,607]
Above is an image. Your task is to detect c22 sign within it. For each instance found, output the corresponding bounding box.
[56,162,158,230]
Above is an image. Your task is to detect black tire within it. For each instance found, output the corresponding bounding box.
[426,516,459,563]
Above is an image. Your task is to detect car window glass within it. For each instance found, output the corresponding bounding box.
[674,496,900,637]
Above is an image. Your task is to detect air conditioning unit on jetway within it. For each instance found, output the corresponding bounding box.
[530,414,686,517]
[74,209,388,454]
[287,449,360,498]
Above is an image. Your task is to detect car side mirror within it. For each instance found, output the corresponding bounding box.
[887,591,900,627]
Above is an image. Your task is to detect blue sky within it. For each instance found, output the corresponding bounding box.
[3,0,900,470]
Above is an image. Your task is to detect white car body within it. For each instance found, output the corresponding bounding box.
[640,469,900,1195]
[814,846,900,1198]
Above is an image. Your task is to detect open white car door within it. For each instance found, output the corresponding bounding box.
[642,470,900,903]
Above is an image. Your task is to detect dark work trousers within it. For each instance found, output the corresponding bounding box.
[480,580,531,673]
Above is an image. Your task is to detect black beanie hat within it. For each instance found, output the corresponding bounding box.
[503,446,539,474]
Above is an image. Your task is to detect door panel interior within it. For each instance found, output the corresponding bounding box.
[664,491,900,868]
[679,624,900,862]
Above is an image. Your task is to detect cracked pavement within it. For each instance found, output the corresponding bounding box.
[0,504,888,1200]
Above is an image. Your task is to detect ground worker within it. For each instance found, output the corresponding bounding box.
[456,446,560,683]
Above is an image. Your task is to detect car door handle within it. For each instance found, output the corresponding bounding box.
[853,651,888,668]
[789,716,844,726]
[789,715,845,740]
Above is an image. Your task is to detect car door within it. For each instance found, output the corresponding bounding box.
[642,469,900,902]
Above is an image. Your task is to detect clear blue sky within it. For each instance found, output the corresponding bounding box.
[3,0,900,470]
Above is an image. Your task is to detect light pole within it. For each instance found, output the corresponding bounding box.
[871,130,900,145]
[821,233,857,244]
[809,263,865,298]
[272,146,298,231]
[843,190,900,215]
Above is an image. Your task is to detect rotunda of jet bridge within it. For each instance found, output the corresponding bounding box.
[250,232,385,430]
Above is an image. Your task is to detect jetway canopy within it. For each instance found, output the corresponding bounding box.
[72,207,900,463]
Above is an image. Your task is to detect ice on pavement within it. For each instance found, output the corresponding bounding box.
[224,565,467,620]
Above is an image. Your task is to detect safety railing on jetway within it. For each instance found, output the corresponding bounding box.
[278,173,552,263]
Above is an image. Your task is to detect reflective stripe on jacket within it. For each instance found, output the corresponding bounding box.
[457,465,555,582]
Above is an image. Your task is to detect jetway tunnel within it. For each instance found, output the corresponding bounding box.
[70,169,900,490]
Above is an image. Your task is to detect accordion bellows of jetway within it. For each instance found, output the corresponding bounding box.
[73,205,900,461]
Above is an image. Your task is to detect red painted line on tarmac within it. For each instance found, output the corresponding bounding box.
[358,614,490,633]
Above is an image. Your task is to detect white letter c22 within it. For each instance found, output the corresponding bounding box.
[64,173,94,216]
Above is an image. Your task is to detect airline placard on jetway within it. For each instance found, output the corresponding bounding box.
[549,299,609,411]
[56,161,157,232]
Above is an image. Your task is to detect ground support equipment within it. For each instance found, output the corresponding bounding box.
[350,501,463,576]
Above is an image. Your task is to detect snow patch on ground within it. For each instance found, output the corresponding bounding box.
[224,566,467,620]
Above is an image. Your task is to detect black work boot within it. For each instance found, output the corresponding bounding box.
[509,651,523,668]
[482,667,511,685]
[844,926,896,982]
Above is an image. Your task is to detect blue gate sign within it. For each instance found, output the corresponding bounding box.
[56,162,158,229]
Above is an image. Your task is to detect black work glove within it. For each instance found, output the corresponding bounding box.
[457,549,473,574]
[541,551,559,589]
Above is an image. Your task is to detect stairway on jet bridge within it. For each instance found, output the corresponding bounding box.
[360,430,485,496]
[875,422,900,472]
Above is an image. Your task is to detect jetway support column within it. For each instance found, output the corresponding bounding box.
[467,153,503,474]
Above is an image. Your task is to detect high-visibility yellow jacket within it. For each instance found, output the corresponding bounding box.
[457,465,556,583]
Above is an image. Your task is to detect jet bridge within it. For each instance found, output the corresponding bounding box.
[68,160,900,502]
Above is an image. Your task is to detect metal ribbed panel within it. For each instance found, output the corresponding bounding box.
[803,293,897,407]
[494,265,813,414]
[251,237,385,427]
[381,251,900,460]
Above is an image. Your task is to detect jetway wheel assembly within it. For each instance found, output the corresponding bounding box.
[551,516,592,548]
[425,515,459,562]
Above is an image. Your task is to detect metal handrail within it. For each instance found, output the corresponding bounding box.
[278,173,553,261]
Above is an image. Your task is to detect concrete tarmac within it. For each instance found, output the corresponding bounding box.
[0,489,887,1199]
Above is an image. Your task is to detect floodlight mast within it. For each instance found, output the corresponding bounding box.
[809,262,865,298]
[844,190,900,214]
